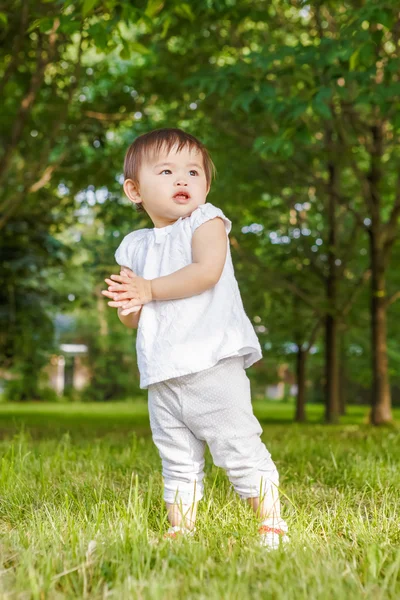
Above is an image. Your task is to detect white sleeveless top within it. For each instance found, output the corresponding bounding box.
[115,202,262,389]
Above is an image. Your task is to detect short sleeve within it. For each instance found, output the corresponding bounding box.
[190,203,232,235]
[114,230,145,270]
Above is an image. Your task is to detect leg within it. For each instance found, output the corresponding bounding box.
[166,499,199,529]
[148,379,206,531]
[183,357,287,525]
[246,486,281,521]
[210,434,283,524]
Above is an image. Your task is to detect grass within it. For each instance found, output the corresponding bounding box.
[0,402,399,599]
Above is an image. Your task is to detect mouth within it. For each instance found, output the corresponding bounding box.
[173,191,191,203]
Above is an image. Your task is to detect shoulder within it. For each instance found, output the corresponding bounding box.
[189,202,232,235]
[115,228,151,266]
[120,229,150,245]
[116,228,150,252]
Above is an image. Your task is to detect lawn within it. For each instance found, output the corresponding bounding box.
[0,402,399,599]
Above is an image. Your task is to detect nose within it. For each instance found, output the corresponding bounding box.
[174,175,188,186]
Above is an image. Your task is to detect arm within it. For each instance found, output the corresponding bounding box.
[118,305,142,329]
[103,218,228,310]
[150,217,228,301]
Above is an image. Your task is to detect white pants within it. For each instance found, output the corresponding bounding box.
[148,356,280,506]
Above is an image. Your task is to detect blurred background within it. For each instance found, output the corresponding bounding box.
[1,0,399,425]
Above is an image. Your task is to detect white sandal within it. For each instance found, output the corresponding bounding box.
[164,525,196,539]
[258,518,289,550]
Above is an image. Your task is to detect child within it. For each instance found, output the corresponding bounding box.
[102,128,289,549]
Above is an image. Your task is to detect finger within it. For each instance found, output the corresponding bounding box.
[105,278,125,287]
[110,274,136,285]
[108,295,136,306]
[107,284,129,292]
[121,297,141,307]
[102,290,117,299]
[121,267,137,277]
[103,290,132,303]
[109,274,131,283]
[120,298,137,308]
[113,292,138,302]
[107,300,128,308]
[120,265,134,272]
[101,290,128,300]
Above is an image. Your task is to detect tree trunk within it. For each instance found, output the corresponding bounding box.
[295,346,307,422]
[325,313,339,423]
[339,332,346,416]
[369,237,392,424]
[367,121,393,425]
[324,161,340,423]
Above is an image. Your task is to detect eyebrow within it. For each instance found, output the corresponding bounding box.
[153,162,203,170]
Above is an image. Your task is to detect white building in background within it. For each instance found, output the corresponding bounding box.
[265,382,285,400]
[44,344,90,395]
[264,363,298,401]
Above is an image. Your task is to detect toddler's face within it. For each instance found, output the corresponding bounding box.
[124,145,209,228]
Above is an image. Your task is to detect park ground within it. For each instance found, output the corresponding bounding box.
[0,402,399,599]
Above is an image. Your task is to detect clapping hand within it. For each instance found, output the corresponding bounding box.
[102,267,152,316]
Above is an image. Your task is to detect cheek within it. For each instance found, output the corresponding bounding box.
[197,179,208,194]
[145,179,165,195]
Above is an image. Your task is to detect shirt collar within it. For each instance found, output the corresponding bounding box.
[153,217,183,244]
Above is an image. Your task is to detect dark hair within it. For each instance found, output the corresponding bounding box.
[123,128,216,213]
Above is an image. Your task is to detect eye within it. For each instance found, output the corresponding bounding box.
[189,170,199,176]
[160,169,172,175]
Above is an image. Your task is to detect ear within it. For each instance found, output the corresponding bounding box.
[123,178,143,207]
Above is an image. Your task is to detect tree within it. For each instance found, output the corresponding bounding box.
[170,0,400,423]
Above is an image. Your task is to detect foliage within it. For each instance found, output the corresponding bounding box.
[1,0,400,409]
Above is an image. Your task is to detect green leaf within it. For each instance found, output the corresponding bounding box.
[88,23,108,50]
[258,83,277,101]
[313,101,331,119]
[38,17,54,33]
[253,136,268,152]
[59,17,83,35]
[145,0,164,18]
[374,9,393,29]
[27,19,41,33]
[130,42,151,55]
[359,42,375,66]
[231,91,255,112]
[287,102,308,119]
[254,136,294,158]
[349,48,360,71]
[137,14,154,30]
[119,46,130,60]
[82,0,100,17]
[0,12,8,26]
[174,3,195,21]
[161,15,172,39]
[392,112,400,132]
[312,87,332,119]
[315,86,332,103]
